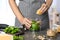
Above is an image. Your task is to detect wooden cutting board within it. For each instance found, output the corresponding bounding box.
[0,34,13,40]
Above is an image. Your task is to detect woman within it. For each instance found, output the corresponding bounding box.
[9,0,53,30]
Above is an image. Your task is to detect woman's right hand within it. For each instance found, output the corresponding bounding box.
[9,0,31,29]
[22,18,32,29]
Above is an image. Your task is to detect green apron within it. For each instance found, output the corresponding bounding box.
[15,0,49,30]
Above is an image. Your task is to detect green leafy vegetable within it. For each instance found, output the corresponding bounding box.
[13,35,24,40]
[4,26,20,34]
[30,20,40,31]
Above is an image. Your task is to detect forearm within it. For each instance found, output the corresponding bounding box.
[9,0,24,23]
[46,0,53,9]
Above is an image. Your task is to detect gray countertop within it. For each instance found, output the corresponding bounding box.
[24,30,60,40]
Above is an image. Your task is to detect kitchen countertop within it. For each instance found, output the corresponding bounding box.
[24,30,60,40]
[0,24,60,40]
[0,30,60,40]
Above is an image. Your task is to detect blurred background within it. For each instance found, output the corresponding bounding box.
[0,0,60,26]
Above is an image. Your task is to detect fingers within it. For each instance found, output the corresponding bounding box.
[25,18,32,24]
[43,7,47,13]
[39,3,48,14]
[23,18,32,29]
[25,21,31,29]
[36,3,48,15]
[40,3,46,11]
[42,6,47,13]
[41,3,47,11]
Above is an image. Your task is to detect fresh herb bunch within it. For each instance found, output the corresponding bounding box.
[4,26,20,34]
[4,26,24,40]
[13,35,24,40]
[30,20,40,31]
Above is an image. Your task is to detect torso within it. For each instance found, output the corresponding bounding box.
[19,0,45,20]
[15,0,49,30]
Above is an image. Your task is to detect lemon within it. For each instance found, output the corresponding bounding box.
[36,9,42,15]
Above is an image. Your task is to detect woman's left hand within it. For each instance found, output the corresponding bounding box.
[39,3,48,14]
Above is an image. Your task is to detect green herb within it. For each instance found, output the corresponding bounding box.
[30,20,40,31]
[13,35,24,40]
[4,26,20,34]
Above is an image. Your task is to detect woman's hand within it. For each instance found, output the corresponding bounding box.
[39,0,53,14]
[36,3,48,15]
[36,0,53,15]
[22,18,32,29]
[39,3,48,14]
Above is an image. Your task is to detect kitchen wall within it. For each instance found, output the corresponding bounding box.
[0,0,19,26]
[0,0,59,26]
[48,0,60,13]
[56,0,60,13]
